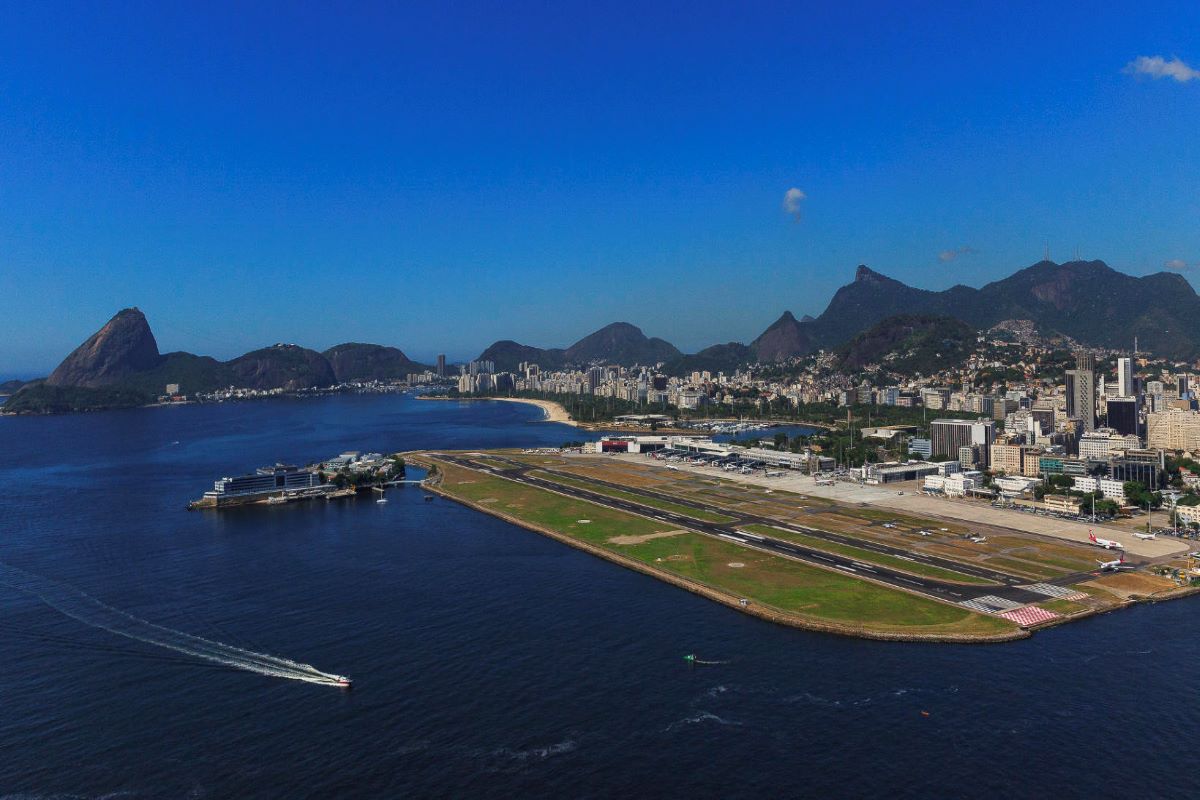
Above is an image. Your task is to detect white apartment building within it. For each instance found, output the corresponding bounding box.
[1147,409,1200,452]
[1070,476,1128,504]
[1078,429,1142,461]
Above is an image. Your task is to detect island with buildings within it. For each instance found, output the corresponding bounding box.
[188,451,407,509]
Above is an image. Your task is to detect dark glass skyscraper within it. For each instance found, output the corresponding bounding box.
[1106,397,1139,437]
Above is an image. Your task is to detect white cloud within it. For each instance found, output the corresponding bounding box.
[1124,55,1200,82]
[782,187,806,221]
[1165,258,1190,271]
[938,245,978,263]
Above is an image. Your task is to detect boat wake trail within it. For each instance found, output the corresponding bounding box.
[0,563,349,687]
[684,654,731,666]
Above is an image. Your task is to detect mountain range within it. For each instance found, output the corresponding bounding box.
[5,309,428,412]
[474,259,1200,370]
[786,260,1200,359]
[478,322,681,373]
[7,258,1200,413]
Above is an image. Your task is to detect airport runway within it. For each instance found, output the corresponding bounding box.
[435,454,1091,608]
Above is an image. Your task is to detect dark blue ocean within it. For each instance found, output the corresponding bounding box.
[0,394,1192,798]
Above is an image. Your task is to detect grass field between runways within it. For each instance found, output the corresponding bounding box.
[740,524,995,586]
[528,470,737,524]
[434,459,1015,637]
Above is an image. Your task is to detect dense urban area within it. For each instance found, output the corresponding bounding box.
[440,327,1200,532]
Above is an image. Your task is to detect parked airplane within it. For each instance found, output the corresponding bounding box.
[665,464,679,471]
[1133,532,1157,540]
[1097,554,1130,571]
[1088,532,1124,550]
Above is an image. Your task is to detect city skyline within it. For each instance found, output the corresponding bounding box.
[2,3,1199,374]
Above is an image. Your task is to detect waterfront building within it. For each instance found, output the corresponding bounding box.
[205,464,320,499]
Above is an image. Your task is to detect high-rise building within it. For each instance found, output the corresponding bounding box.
[931,418,995,464]
[1069,351,1096,432]
[436,354,446,377]
[1106,396,1139,437]
[1147,409,1200,452]
[1030,405,1055,435]
[1117,357,1133,398]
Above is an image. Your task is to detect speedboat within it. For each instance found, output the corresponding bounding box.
[376,496,388,504]
[334,675,353,689]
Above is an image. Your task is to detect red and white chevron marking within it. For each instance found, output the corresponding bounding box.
[997,606,1060,626]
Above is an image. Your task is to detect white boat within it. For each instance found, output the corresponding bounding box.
[376,495,388,504]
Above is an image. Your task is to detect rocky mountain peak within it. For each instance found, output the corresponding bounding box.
[46,307,161,388]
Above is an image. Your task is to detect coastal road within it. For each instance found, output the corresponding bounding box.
[434,453,1074,609]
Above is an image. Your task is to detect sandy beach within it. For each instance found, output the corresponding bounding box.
[489,397,576,425]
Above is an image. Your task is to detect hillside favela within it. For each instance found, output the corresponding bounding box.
[3,5,1199,799]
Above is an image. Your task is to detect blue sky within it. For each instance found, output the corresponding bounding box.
[2,1,1199,375]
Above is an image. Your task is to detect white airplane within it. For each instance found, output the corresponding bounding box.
[1097,554,1130,571]
[1088,532,1125,550]
[1133,532,1156,540]
[665,464,679,471]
